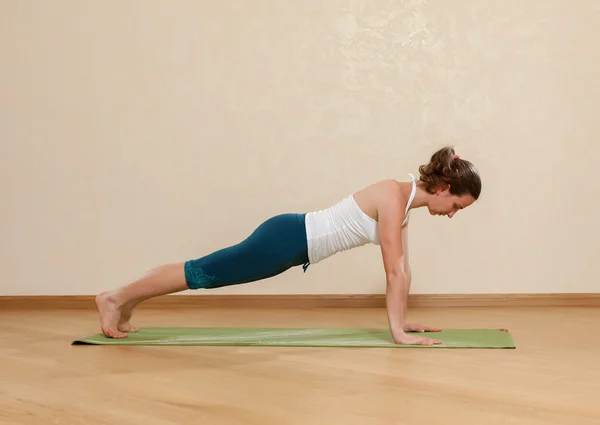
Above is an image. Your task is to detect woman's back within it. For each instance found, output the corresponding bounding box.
[304,175,416,264]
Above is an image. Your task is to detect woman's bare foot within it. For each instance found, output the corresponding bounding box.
[118,301,139,333]
[94,262,188,338]
[95,291,128,338]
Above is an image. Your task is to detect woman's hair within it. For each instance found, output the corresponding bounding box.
[418,146,481,199]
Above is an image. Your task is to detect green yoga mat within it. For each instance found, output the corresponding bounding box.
[72,327,515,348]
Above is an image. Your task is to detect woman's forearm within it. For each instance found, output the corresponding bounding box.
[385,272,409,336]
[404,268,412,322]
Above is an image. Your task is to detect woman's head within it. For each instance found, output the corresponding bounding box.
[418,146,481,217]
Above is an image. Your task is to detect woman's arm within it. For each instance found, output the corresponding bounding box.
[378,185,440,345]
[377,187,411,338]
[401,223,412,322]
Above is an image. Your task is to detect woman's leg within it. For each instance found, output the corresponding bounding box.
[95,213,309,338]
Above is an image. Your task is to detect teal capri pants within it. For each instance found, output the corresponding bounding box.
[184,213,310,289]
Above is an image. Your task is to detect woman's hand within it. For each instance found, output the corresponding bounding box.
[393,331,442,346]
[403,323,441,333]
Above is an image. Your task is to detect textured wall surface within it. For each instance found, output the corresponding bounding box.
[2,1,599,295]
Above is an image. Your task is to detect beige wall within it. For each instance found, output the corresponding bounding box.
[2,1,599,296]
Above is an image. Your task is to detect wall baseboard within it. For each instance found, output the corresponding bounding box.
[1,293,599,310]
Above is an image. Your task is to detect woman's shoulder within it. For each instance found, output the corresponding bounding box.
[352,179,406,222]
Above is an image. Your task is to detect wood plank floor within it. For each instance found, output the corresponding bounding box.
[1,305,599,424]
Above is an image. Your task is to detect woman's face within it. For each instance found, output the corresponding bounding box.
[427,186,475,218]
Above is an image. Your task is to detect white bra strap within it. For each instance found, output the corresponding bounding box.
[402,173,417,226]
[405,173,417,215]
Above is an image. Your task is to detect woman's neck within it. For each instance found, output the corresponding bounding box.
[401,180,429,210]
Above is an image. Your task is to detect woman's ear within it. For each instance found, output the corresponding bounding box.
[435,184,450,195]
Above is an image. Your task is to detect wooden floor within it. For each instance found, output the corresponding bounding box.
[1,305,599,424]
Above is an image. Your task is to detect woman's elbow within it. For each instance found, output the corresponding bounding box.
[385,267,407,283]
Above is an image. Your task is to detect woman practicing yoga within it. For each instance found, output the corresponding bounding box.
[95,146,481,345]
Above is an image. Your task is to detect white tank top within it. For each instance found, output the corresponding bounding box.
[304,174,417,265]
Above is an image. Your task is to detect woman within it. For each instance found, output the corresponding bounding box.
[95,146,482,345]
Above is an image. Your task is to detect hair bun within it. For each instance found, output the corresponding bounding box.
[418,146,481,199]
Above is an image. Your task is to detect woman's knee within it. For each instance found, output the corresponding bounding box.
[184,259,218,289]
